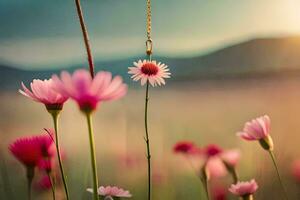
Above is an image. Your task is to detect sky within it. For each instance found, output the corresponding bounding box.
[0,0,300,69]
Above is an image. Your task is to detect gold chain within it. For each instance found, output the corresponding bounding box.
[146,0,153,55]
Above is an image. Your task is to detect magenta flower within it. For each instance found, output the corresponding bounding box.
[237,115,274,150]
[9,132,54,168]
[229,179,258,197]
[19,79,68,110]
[204,144,223,158]
[52,69,127,112]
[203,145,240,180]
[128,60,171,86]
[38,159,54,173]
[173,141,199,155]
[87,186,132,198]
[9,136,44,168]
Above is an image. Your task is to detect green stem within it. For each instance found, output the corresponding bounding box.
[144,80,151,200]
[200,166,210,200]
[51,112,70,200]
[26,167,34,200]
[231,168,239,184]
[47,172,56,200]
[85,113,99,200]
[268,151,289,200]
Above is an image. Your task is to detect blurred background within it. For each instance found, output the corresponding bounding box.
[1,0,300,199]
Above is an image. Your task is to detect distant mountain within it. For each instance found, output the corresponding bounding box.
[2,36,300,91]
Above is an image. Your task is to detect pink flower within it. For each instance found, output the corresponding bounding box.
[173,141,199,155]
[38,159,54,172]
[229,179,258,196]
[87,186,132,198]
[237,115,270,141]
[52,69,127,112]
[204,144,223,158]
[19,79,68,110]
[220,149,241,167]
[128,60,171,87]
[9,133,54,168]
[9,136,42,168]
[202,145,240,179]
[211,185,228,200]
[205,157,228,179]
[291,160,300,182]
[36,175,52,190]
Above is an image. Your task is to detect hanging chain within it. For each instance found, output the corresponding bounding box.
[146,0,153,55]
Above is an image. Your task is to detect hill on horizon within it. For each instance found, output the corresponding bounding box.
[2,36,300,90]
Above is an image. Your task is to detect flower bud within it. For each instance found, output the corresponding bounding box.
[259,135,274,151]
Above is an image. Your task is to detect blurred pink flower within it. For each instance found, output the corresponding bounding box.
[52,69,127,112]
[173,141,199,155]
[36,175,52,190]
[19,79,68,110]
[204,144,223,158]
[229,179,258,197]
[211,185,228,200]
[87,186,132,198]
[206,157,228,179]
[38,159,54,173]
[9,134,54,168]
[237,115,270,141]
[291,160,300,182]
[128,60,171,87]
[220,149,241,167]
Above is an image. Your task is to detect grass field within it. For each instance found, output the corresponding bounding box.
[1,77,300,200]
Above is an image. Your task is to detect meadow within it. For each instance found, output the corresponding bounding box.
[1,77,300,200]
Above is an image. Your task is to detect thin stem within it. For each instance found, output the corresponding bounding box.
[26,167,34,200]
[200,177,210,200]
[200,164,210,200]
[185,157,208,200]
[85,113,99,200]
[268,151,289,200]
[51,112,70,200]
[27,178,32,200]
[74,0,95,78]
[231,168,239,184]
[47,172,56,200]
[144,80,151,200]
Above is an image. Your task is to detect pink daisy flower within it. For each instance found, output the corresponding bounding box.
[237,115,274,150]
[237,115,270,141]
[19,79,68,110]
[52,69,127,112]
[128,60,171,87]
[229,179,258,197]
[87,186,132,198]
